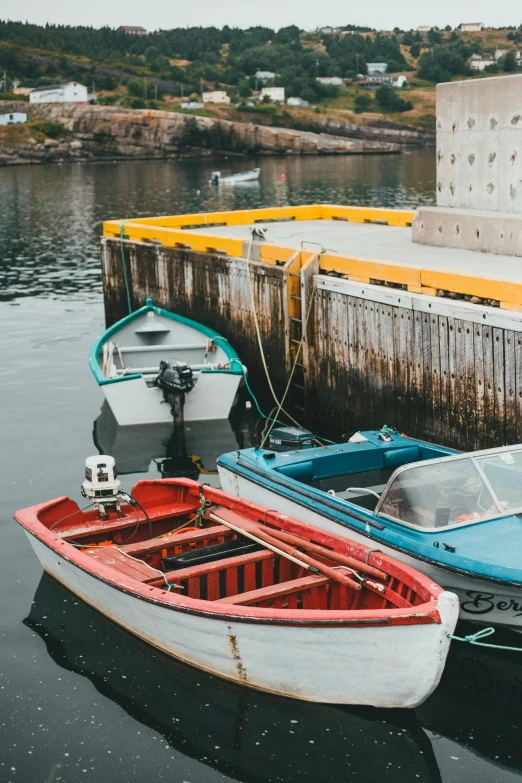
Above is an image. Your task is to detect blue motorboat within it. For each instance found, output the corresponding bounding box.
[218,426,522,629]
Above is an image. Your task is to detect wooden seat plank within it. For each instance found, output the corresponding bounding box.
[217,574,330,606]
[147,549,274,587]
[120,524,230,555]
[85,547,159,582]
[56,501,198,540]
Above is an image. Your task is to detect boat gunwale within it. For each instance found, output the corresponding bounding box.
[89,299,243,387]
[217,454,522,588]
[14,479,446,628]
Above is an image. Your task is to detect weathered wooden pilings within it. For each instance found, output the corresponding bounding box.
[101,237,522,450]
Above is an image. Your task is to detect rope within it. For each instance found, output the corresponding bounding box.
[448,626,522,651]
[244,233,302,430]
[261,264,320,449]
[119,223,132,315]
[194,483,212,528]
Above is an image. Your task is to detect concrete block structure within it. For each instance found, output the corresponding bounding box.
[413,73,522,255]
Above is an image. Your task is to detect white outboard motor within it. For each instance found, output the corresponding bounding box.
[210,171,221,184]
[82,455,121,516]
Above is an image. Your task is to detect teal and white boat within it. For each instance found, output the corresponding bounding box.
[89,299,244,426]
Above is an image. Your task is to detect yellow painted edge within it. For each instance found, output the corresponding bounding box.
[321,253,422,287]
[111,222,244,256]
[500,301,522,312]
[408,286,439,296]
[103,204,414,235]
[421,270,522,306]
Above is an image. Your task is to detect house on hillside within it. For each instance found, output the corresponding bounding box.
[459,22,484,32]
[317,26,342,35]
[260,87,285,103]
[255,70,276,83]
[29,82,88,104]
[367,63,388,75]
[202,90,231,104]
[13,87,33,96]
[287,96,309,106]
[357,74,392,88]
[316,76,343,86]
[0,112,27,125]
[392,75,408,88]
[181,101,204,109]
[468,53,495,71]
[117,26,147,36]
[417,25,434,32]
[495,48,521,62]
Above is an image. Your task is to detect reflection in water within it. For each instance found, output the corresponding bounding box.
[417,623,522,773]
[92,400,255,483]
[0,152,435,301]
[26,574,442,783]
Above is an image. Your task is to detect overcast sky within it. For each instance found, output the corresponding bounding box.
[2,0,520,32]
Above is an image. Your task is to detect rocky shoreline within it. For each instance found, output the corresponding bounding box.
[0,103,406,165]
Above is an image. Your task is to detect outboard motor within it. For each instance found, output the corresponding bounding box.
[81,455,121,516]
[153,360,195,431]
[268,426,314,452]
[210,171,221,185]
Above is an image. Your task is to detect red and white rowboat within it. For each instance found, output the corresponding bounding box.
[14,479,458,708]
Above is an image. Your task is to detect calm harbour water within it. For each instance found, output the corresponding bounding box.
[2,152,521,783]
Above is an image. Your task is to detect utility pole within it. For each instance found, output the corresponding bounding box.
[200,77,203,96]
[3,71,6,93]
[144,77,148,99]
[181,84,184,99]
[154,83,158,101]
[355,53,360,73]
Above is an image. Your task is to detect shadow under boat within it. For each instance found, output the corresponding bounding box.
[417,621,522,774]
[25,573,442,783]
[92,400,254,481]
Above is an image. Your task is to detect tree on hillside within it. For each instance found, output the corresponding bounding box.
[375,84,413,112]
[501,51,519,72]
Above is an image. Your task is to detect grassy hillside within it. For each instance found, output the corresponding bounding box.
[1,21,521,130]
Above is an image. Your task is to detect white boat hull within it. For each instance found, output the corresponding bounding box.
[103,372,242,425]
[218,466,522,631]
[26,532,457,708]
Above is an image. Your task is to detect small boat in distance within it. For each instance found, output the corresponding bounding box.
[89,299,244,426]
[218,426,522,630]
[210,167,260,185]
[14,469,458,708]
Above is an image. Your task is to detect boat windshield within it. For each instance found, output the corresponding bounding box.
[377,448,522,529]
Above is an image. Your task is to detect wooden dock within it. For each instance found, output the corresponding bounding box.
[101,204,522,450]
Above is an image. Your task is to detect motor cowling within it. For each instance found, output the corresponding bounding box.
[153,360,195,396]
[268,426,314,452]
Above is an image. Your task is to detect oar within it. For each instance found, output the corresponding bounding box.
[209,509,361,592]
[255,524,388,581]
[207,511,321,574]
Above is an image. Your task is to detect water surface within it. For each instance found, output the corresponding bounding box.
[2,153,517,783]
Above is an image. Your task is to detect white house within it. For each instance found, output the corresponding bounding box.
[287,96,310,107]
[495,48,521,62]
[0,112,27,125]
[202,90,231,104]
[316,76,343,86]
[181,101,204,109]
[459,22,484,32]
[468,54,495,71]
[260,87,285,103]
[255,70,276,83]
[367,63,388,75]
[392,74,408,88]
[29,82,88,104]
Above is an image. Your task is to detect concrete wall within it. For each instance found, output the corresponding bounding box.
[436,74,522,213]
[413,74,522,255]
